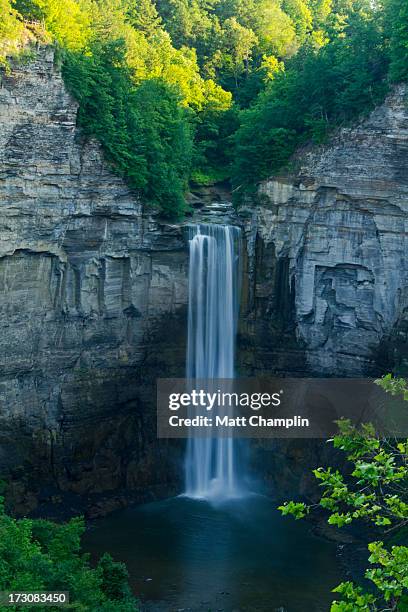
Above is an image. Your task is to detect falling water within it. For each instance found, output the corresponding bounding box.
[184,223,242,499]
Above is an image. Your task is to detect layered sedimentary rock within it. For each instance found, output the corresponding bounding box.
[238,88,408,499]
[0,48,189,515]
[239,86,408,376]
[2,46,408,513]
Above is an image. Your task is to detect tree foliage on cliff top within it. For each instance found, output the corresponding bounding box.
[7,0,233,218]
[62,39,194,218]
[232,0,401,194]
[2,0,408,214]
[0,0,27,67]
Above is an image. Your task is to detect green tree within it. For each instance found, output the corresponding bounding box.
[192,105,239,184]
[34,0,91,50]
[232,0,388,193]
[279,378,408,611]
[219,17,258,86]
[155,0,215,48]
[0,0,26,67]
[9,0,232,214]
[0,496,138,610]
[378,374,408,400]
[63,39,194,218]
[281,0,313,43]
[6,0,402,212]
[131,77,194,218]
[126,0,163,37]
[253,0,298,58]
[385,0,408,82]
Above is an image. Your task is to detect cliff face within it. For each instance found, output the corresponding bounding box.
[239,86,408,377]
[2,48,408,514]
[0,48,189,516]
[237,88,408,499]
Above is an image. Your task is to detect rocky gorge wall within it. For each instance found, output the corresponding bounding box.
[0,48,190,516]
[1,47,408,515]
[238,85,408,378]
[237,87,408,499]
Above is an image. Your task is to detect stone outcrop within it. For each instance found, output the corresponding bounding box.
[239,86,408,376]
[0,47,189,516]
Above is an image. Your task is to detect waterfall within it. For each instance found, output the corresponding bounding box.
[184,223,242,500]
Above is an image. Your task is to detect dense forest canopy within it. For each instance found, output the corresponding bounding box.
[1,0,408,216]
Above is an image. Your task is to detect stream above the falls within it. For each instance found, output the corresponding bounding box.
[83,494,341,611]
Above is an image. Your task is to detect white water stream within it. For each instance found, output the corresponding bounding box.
[184,223,242,499]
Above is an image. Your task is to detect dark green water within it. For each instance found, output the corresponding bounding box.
[83,495,341,611]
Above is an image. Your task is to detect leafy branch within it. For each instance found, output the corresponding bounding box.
[279,376,408,611]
